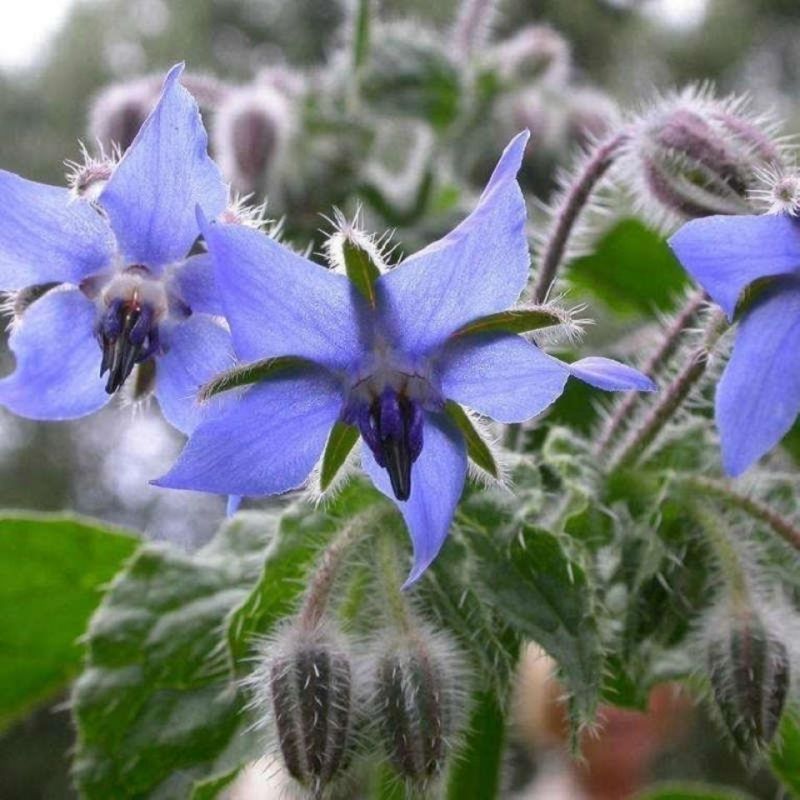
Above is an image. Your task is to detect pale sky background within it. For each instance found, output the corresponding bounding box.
[0,0,710,71]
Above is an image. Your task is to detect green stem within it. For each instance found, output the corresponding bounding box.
[691,501,750,608]
[375,529,413,635]
[681,475,800,553]
[298,509,380,630]
[610,308,726,470]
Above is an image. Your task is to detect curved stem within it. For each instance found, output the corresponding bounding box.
[610,308,726,470]
[298,508,382,630]
[375,528,414,635]
[532,130,630,303]
[682,475,800,553]
[595,289,707,455]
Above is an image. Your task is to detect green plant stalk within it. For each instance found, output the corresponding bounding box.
[375,527,413,636]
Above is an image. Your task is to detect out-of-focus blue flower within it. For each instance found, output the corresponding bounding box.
[156,132,654,583]
[670,213,800,476]
[0,64,233,433]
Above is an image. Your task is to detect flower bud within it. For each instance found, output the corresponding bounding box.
[623,89,785,224]
[486,25,571,88]
[246,623,357,794]
[66,147,116,201]
[706,606,790,752]
[372,627,467,785]
[212,83,294,194]
[89,77,161,152]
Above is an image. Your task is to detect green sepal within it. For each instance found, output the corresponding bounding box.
[320,421,360,492]
[199,355,310,401]
[343,238,381,306]
[444,401,499,479]
[451,306,567,338]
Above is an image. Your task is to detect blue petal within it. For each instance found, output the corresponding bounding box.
[202,218,365,370]
[669,214,800,319]
[155,315,235,434]
[99,64,226,270]
[154,368,343,495]
[563,356,656,392]
[0,172,113,289]
[168,253,224,316]
[0,288,109,419]
[361,412,467,586]
[438,332,569,422]
[377,132,531,356]
[226,495,242,516]
[716,277,800,476]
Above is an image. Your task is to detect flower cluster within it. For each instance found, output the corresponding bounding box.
[0,65,656,582]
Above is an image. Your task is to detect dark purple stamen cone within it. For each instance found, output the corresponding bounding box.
[99,300,159,394]
[707,611,790,752]
[358,388,424,501]
[269,645,353,790]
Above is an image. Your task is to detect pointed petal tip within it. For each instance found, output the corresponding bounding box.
[164,62,186,86]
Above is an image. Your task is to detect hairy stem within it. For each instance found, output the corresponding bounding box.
[691,501,750,606]
[375,528,414,635]
[532,130,630,303]
[298,508,381,630]
[595,289,707,455]
[610,308,726,470]
[683,475,800,553]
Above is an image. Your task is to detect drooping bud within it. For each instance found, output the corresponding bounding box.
[246,623,359,795]
[212,82,294,194]
[622,88,785,225]
[372,627,467,786]
[485,25,571,88]
[706,604,791,753]
[89,77,161,152]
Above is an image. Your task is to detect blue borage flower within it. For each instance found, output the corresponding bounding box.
[670,212,800,476]
[0,64,233,433]
[156,132,654,584]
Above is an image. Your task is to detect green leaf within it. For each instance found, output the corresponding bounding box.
[72,511,278,799]
[467,525,602,725]
[0,514,136,731]
[770,708,800,796]
[566,219,687,316]
[633,784,757,800]
[451,306,568,338]
[343,237,381,305]
[198,355,310,401]
[445,690,506,800]
[319,421,360,492]
[444,401,499,479]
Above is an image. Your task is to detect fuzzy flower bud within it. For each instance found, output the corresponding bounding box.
[89,76,161,152]
[246,623,357,795]
[372,627,467,785]
[212,82,294,194]
[622,88,785,226]
[486,25,571,88]
[706,605,791,752]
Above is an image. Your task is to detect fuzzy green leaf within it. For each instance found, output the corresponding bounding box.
[0,515,137,731]
[466,525,602,726]
[633,785,757,800]
[444,401,499,478]
[319,421,360,492]
[198,355,310,401]
[451,306,567,338]
[71,512,277,799]
[770,708,800,796]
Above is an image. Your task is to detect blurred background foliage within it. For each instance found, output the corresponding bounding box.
[2,0,800,797]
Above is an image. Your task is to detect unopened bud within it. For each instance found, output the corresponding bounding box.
[373,628,467,785]
[707,607,790,752]
[66,147,116,201]
[89,77,161,152]
[565,87,619,147]
[624,89,785,223]
[212,83,293,194]
[486,25,571,87]
[247,624,357,794]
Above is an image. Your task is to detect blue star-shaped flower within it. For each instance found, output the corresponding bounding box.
[156,132,654,583]
[0,64,233,433]
[670,213,800,475]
